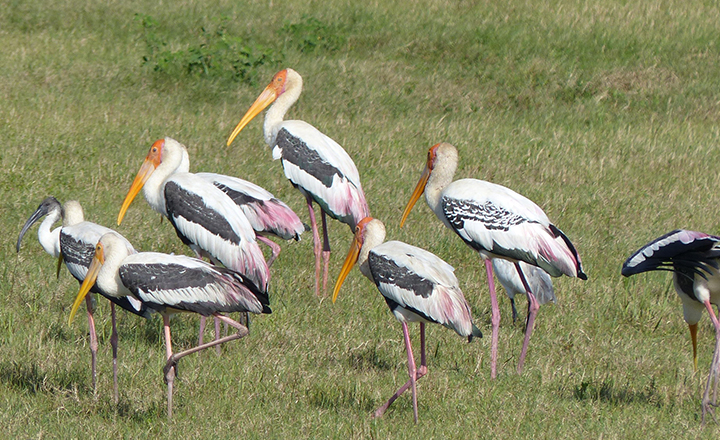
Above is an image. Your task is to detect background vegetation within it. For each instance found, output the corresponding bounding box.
[2,0,720,437]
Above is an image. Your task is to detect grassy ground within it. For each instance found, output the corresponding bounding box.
[2,0,720,437]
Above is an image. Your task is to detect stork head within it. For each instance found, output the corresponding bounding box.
[400,143,443,227]
[117,139,166,225]
[226,68,305,147]
[332,217,375,303]
[16,196,62,253]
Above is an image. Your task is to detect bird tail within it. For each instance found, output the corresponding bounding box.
[622,229,720,280]
[549,224,588,280]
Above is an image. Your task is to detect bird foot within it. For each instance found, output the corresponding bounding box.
[702,400,720,425]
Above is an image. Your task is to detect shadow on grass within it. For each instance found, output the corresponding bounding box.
[572,377,663,407]
[346,345,393,372]
[0,360,87,396]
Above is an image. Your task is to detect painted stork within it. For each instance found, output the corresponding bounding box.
[226,68,370,296]
[622,229,720,422]
[195,172,305,267]
[68,232,270,420]
[332,217,481,423]
[493,259,556,323]
[400,142,586,378]
[117,137,269,293]
[16,197,150,401]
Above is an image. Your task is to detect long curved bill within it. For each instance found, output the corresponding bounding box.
[226,86,278,147]
[331,235,361,303]
[117,158,156,225]
[16,203,51,252]
[399,166,431,228]
[68,247,104,325]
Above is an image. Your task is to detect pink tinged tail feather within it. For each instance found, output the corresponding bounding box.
[535,225,587,280]
[246,199,305,240]
[238,241,270,293]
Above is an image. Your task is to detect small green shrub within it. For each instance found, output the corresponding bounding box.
[135,14,279,84]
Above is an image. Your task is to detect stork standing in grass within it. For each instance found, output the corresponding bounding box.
[118,138,273,348]
[401,142,586,378]
[226,68,370,296]
[622,229,720,423]
[17,197,150,402]
[332,217,481,423]
[68,232,270,420]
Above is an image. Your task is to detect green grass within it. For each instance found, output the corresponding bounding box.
[3,0,720,436]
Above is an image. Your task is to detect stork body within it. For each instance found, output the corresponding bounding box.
[333,218,481,423]
[118,138,269,293]
[622,229,720,421]
[401,143,586,378]
[227,68,370,296]
[69,232,270,420]
[493,259,556,323]
[196,172,305,266]
[16,197,150,401]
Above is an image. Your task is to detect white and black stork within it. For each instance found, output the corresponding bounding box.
[332,217,481,423]
[117,137,269,294]
[68,232,271,420]
[400,142,586,378]
[16,197,150,401]
[622,229,720,422]
[226,68,370,296]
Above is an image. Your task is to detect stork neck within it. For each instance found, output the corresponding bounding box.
[96,236,131,298]
[144,139,187,216]
[263,73,302,145]
[358,220,386,281]
[62,201,85,226]
[424,151,458,212]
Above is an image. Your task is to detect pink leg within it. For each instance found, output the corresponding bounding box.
[213,316,221,355]
[110,303,119,404]
[257,235,281,267]
[516,262,540,375]
[85,295,98,396]
[198,316,206,345]
[374,322,424,423]
[484,259,500,379]
[702,300,720,423]
[305,193,322,296]
[321,210,331,295]
[164,314,249,377]
[162,314,250,421]
[163,315,175,421]
[418,323,427,377]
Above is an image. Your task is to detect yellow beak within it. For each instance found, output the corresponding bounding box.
[68,248,104,325]
[400,165,430,228]
[117,158,156,225]
[226,86,278,147]
[332,234,362,303]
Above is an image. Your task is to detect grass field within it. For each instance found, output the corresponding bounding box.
[3,0,720,437]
